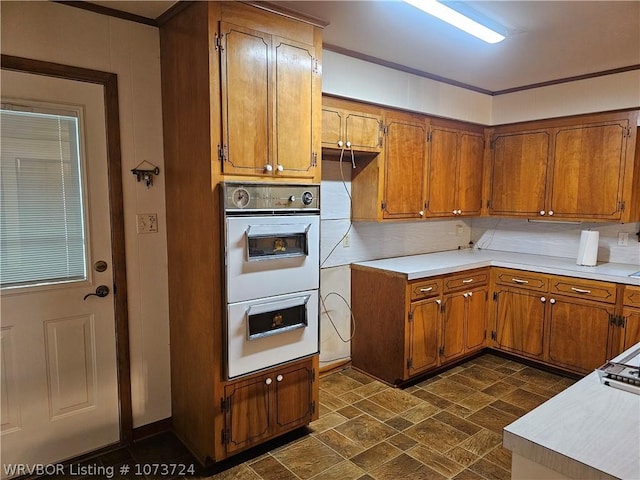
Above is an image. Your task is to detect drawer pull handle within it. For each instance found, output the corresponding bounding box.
[512,278,529,284]
[419,287,433,292]
[571,287,591,294]
[462,279,474,284]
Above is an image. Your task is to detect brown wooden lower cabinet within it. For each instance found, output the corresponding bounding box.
[222,357,317,455]
[408,297,441,376]
[441,286,488,362]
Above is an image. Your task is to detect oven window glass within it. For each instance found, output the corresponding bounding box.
[247,302,307,340]
[247,232,307,260]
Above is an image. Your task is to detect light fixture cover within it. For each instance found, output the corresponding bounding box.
[404,0,506,43]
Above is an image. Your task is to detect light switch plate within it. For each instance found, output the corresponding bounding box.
[137,213,158,233]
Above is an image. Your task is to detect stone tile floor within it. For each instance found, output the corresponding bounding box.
[67,353,576,479]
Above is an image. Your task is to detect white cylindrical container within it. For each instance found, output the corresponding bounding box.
[576,230,599,266]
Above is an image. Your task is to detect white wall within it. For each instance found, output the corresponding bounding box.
[0,1,170,428]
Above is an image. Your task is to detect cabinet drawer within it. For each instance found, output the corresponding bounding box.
[444,269,488,293]
[410,279,442,301]
[493,269,548,292]
[549,276,617,304]
[624,285,640,307]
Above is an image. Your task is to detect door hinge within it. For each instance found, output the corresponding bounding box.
[221,429,229,445]
[424,200,429,210]
[312,57,320,74]
[309,368,316,383]
[624,126,632,138]
[427,131,432,142]
[407,358,413,369]
[378,121,384,146]
[383,125,389,136]
[487,200,492,209]
[310,400,316,415]
[493,292,498,301]
[311,151,318,167]
[439,346,445,356]
[441,304,446,313]
[408,312,414,322]
[381,200,387,211]
[220,396,230,413]
[610,314,626,327]
[215,33,224,52]
[491,331,497,341]
[619,200,626,212]
[218,144,227,162]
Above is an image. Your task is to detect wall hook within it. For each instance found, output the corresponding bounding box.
[131,160,160,188]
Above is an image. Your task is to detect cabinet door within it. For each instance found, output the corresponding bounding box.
[465,288,487,352]
[441,293,465,361]
[321,107,343,149]
[426,126,458,217]
[273,361,314,434]
[550,121,628,220]
[273,36,318,177]
[408,297,441,375]
[622,307,640,352]
[345,112,382,151]
[383,112,428,220]
[224,374,271,454]
[546,297,614,373]
[458,132,484,216]
[489,131,549,216]
[220,22,271,176]
[494,288,546,359]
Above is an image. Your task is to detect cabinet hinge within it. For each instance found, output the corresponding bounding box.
[407,358,413,369]
[491,331,497,341]
[493,292,498,301]
[312,58,320,74]
[619,200,626,212]
[221,429,229,445]
[619,316,627,328]
[624,127,632,138]
[309,368,316,383]
[441,304,446,313]
[220,397,230,413]
[490,140,495,149]
[611,314,627,327]
[381,200,386,211]
[487,200,492,209]
[215,33,224,52]
[424,200,429,210]
[408,312,413,322]
[439,346,445,356]
[484,330,487,339]
[311,151,318,167]
[218,144,227,162]
[311,400,316,415]
[427,131,432,142]
[378,121,384,147]
[383,125,389,136]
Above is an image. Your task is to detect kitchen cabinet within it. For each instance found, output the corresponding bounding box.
[222,358,315,455]
[219,21,320,178]
[160,2,322,465]
[488,111,640,222]
[440,270,488,361]
[321,96,383,153]
[426,122,484,217]
[408,295,442,375]
[621,285,640,351]
[492,269,620,374]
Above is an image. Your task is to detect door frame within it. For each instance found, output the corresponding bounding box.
[1,54,133,445]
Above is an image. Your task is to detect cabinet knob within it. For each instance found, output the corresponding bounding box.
[265,378,272,385]
[541,296,546,302]
[452,209,457,215]
[457,209,462,215]
[463,293,469,298]
[468,291,473,297]
[550,298,556,304]
[539,210,546,216]
[436,299,441,305]
[276,164,284,172]
[419,211,424,216]
[276,374,283,382]
[264,164,273,172]
[548,210,554,216]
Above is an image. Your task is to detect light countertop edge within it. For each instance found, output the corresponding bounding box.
[352,249,640,285]
[502,343,640,480]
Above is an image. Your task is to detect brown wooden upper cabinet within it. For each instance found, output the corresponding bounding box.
[382,111,429,220]
[488,111,640,222]
[219,21,320,179]
[321,96,383,152]
[426,122,484,217]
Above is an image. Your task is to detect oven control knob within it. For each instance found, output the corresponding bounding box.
[301,191,314,206]
[289,195,296,203]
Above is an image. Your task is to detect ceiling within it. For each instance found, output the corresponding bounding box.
[89,0,640,94]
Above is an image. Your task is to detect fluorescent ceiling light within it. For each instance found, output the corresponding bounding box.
[404,0,506,44]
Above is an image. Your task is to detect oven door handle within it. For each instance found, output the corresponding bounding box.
[245,294,310,341]
[246,223,311,237]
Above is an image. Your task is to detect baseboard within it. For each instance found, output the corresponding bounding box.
[132,417,173,442]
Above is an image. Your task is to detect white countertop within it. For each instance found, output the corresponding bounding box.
[352,249,640,285]
[503,343,640,480]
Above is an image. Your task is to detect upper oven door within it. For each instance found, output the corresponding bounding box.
[226,215,320,303]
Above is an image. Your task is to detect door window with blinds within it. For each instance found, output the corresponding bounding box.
[1,101,89,289]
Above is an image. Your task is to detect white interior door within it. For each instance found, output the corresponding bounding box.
[0,69,120,474]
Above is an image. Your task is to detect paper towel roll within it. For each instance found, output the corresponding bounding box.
[576,230,599,266]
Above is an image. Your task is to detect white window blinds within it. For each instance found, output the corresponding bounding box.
[1,104,87,288]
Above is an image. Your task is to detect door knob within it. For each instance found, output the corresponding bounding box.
[83,285,110,300]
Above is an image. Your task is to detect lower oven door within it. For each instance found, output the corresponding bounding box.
[225,215,319,304]
[227,289,319,379]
